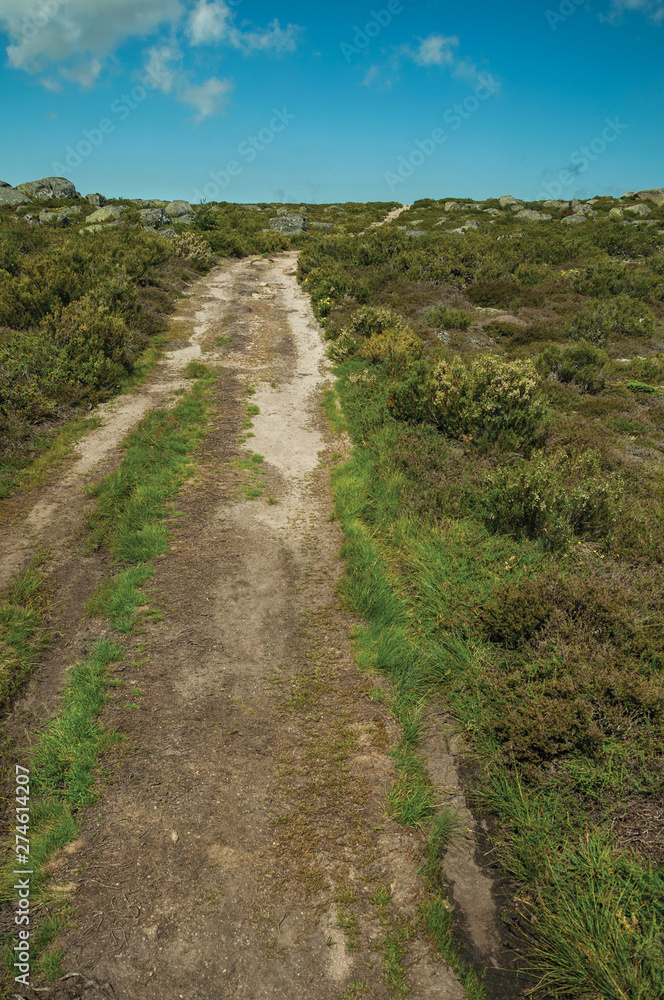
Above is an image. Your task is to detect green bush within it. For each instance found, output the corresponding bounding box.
[567,295,657,345]
[425,305,471,330]
[482,449,624,549]
[538,340,608,393]
[428,354,547,452]
[40,294,129,389]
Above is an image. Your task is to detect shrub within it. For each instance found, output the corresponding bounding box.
[428,354,547,452]
[346,305,404,339]
[482,448,624,549]
[538,340,608,393]
[40,294,129,389]
[483,321,524,338]
[328,329,359,363]
[567,295,657,345]
[425,305,471,330]
[172,232,214,270]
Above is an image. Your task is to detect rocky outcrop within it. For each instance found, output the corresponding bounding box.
[561,214,587,224]
[165,200,193,218]
[515,209,552,221]
[86,206,122,224]
[17,176,80,200]
[269,213,307,234]
[625,188,664,206]
[499,195,523,209]
[39,206,81,225]
[139,208,171,229]
[0,186,30,206]
[311,221,335,230]
[624,203,652,217]
[85,193,107,207]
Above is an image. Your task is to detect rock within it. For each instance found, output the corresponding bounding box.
[434,217,450,225]
[39,206,81,225]
[276,207,290,216]
[139,208,171,228]
[609,207,624,219]
[445,201,461,211]
[483,208,501,215]
[17,176,80,200]
[450,221,479,234]
[174,215,193,225]
[81,225,105,234]
[132,198,166,208]
[0,180,10,187]
[242,205,263,211]
[624,203,652,217]
[499,195,523,209]
[165,200,193,218]
[543,200,568,208]
[632,188,664,206]
[85,193,107,207]
[311,221,335,230]
[87,206,122,224]
[561,214,587,224]
[622,220,656,227]
[269,213,307,235]
[515,209,552,221]
[404,230,428,238]
[0,186,30,206]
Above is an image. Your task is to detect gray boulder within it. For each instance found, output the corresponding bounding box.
[561,214,587,224]
[404,230,428,238]
[444,201,462,211]
[276,207,290,216]
[39,206,81,225]
[17,176,80,200]
[609,207,624,219]
[174,215,193,225]
[622,220,656,227]
[624,203,652,217]
[269,213,307,235]
[139,208,171,228]
[0,186,30,206]
[483,208,501,215]
[499,195,523,209]
[311,221,335,230]
[632,188,664,206]
[515,209,552,221]
[87,206,122,223]
[165,199,193,218]
[85,193,107,207]
[543,200,568,209]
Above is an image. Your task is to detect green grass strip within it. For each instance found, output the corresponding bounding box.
[1,638,124,986]
[86,366,216,629]
[0,561,50,709]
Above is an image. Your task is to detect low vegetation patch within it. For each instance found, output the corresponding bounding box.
[303,200,664,998]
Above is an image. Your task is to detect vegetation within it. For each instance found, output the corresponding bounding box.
[300,195,664,998]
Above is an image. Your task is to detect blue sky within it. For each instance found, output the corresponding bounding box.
[0,0,662,203]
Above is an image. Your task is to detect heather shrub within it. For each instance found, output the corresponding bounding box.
[172,232,214,270]
[482,448,624,549]
[40,294,129,388]
[428,354,547,452]
[567,295,657,345]
[425,305,471,330]
[538,340,608,393]
[328,329,359,363]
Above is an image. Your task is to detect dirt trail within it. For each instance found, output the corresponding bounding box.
[3,235,511,999]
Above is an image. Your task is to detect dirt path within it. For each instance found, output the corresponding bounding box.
[3,238,510,999]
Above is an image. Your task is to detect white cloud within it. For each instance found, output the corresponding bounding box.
[381,33,497,91]
[0,0,183,85]
[143,40,182,95]
[179,76,233,123]
[606,0,664,20]
[186,0,300,53]
[406,34,459,68]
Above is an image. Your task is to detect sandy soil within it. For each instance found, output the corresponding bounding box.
[2,234,515,999]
